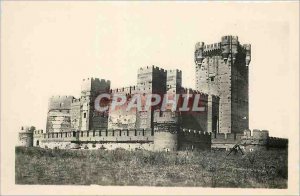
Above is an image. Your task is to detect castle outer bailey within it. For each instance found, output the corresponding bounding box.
[18,35,288,151]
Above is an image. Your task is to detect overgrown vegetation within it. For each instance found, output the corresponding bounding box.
[15,146,287,188]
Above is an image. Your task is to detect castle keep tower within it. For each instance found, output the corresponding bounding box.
[153,110,179,151]
[195,36,251,134]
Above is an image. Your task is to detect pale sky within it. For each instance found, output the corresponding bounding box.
[1,2,299,139]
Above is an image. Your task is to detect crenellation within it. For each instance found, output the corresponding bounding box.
[18,35,287,152]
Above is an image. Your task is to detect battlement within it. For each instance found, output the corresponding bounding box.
[195,42,205,50]
[268,137,288,148]
[211,129,272,151]
[33,129,44,135]
[81,77,111,94]
[194,42,222,59]
[111,86,137,94]
[20,126,34,133]
[213,132,244,140]
[138,65,167,73]
[153,110,178,123]
[181,128,211,136]
[71,98,81,103]
[82,77,110,84]
[203,42,222,52]
[178,128,212,151]
[34,128,154,140]
[18,126,35,147]
[242,44,251,66]
[51,95,74,99]
[179,87,209,97]
[48,95,73,111]
[167,69,182,74]
[221,35,239,43]
[213,129,269,141]
[195,35,248,63]
[252,129,269,139]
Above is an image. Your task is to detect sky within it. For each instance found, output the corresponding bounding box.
[1,2,299,139]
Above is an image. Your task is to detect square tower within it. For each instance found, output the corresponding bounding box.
[136,66,167,129]
[194,35,251,134]
[166,69,182,94]
[80,78,111,131]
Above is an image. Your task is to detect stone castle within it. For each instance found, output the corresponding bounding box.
[18,35,288,151]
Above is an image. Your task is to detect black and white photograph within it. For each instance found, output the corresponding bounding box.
[0,1,299,195]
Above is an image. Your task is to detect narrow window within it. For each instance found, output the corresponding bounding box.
[159,111,163,117]
[84,113,86,118]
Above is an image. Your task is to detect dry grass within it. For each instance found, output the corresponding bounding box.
[15,146,287,188]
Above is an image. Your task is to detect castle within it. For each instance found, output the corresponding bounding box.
[18,35,288,151]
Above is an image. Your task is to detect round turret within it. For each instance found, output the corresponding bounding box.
[221,35,239,60]
[18,126,34,147]
[153,110,178,151]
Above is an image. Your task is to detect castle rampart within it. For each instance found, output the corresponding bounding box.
[19,36,288,153]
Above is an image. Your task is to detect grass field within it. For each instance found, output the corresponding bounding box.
[15,146,288,188]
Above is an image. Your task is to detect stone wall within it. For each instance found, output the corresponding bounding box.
[212,132,244,150]
[178,129,211,150]
[18,126,34,147]
[195,35,250,134]
[47,111,71,132]
[80,78,110,131]
[211,129,275,151]
[267,137,288,148]
[71,98,81,130]
[167,69,182,94]
[32,128,154,150]
[108,88,137,130]
[26,127,288,152]
[46,96,73,132]
[154,132,178,152]
[179,90,209,132]
[136,66,167,129]
[153,110,178,151]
